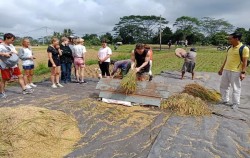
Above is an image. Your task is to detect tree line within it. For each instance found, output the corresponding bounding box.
[2,15,250,46]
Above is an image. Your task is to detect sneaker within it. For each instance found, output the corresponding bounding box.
[56,83,64,88]
[232,104,239,110]
[0,92,7,99]
[30,83,37,88]
[219,100,230,106]
[81,81,88,84]
[26,84,32,89]
[149,75,153,81]
[51,84,57,88]
[22,88,33,94]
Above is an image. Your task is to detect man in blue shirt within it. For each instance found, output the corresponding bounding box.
[111,59,131,78]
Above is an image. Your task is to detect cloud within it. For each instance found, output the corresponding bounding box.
[0,0,249,38]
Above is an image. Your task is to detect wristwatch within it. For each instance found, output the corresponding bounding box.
[241,71,246,74]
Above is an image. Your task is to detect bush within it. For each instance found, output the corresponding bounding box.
[34,63,50,75]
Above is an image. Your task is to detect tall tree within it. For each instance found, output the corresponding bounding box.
[245,28,250,45]
[173,16,200,39]
[210,31,228,45]
[200,17,234,37]
[82,34,100,46]
[113,15,168,44]
[234,27,247,43]
[0,32,4,39]
[152,26,173,44]
[99,32,113,43]
[62,29,74,37]
[53,32,62,39]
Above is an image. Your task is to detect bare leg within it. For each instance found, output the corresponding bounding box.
[2,80,7,91]
[192,72,194,80]
[80,67,85,82]
[24,70,30,85]
[181,71,185,80]
[0,81,4,93]
[29,69,34,84]
[50,67,56,85]
[55,66,61,84]
[18,74,26,90]
[76,68,80,82]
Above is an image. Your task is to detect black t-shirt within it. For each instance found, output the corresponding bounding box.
[47,45,60,60]
[60,44,73,63]
[134,49,150,71]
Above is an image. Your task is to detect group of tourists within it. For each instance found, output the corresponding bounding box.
[0,32,249,111]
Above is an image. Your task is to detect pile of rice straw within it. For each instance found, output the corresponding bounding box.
[183,83,221,103]
[120,70,137,94]
[161,93,212,116]
[0,106,81,158]
[161,84,220,116]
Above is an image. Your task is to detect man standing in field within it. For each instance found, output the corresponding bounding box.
[218,32,249,110]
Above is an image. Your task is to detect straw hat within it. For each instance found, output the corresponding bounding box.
[175,48,187,58]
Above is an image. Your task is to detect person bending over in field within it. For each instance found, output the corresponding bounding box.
[111,59,131,78]
[131,43,150,81]
[180,47,197,80]
[19,38,37,89]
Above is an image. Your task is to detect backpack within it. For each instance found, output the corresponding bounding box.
[0,45,19,68]
[227,45,250,67]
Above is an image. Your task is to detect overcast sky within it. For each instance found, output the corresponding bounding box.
[0,0,249,38]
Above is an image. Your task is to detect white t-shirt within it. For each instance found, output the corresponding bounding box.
[19,48,34,66]
[72,45,86,58]
[98,46,112,62]
[0,43,18,68]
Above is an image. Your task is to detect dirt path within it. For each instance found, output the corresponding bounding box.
[0,71,249,158]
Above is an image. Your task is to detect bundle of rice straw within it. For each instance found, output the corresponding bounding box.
[0,106,81,158]
[183,83,221,103]
[161,93,212,116]
[120,69,137,94]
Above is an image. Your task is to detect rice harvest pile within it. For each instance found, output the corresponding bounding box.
[120,69,137,94]
[183,83,221,103]
[161,93,212,116]
[0,106,81,158]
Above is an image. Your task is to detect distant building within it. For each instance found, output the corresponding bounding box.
[116,42,123,45]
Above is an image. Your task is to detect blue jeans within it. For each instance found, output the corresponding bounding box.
[61,63,72,82]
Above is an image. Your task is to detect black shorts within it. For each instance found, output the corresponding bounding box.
[182,61,195,73]
[48,58,61,67]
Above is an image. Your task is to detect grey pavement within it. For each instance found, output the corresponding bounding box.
[149,71,250,158]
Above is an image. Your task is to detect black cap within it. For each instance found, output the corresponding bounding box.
[230,32,242,40]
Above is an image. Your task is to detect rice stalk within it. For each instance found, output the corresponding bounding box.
[161,93,212,116]
[183,83,221,103]
[120,69,137,94]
